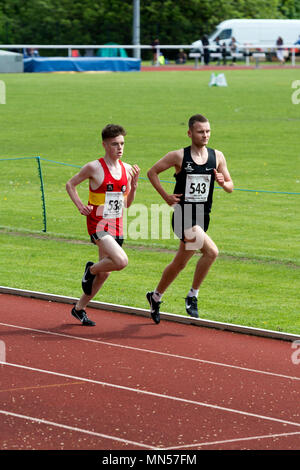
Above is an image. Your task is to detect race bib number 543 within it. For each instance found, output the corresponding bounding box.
[185,174,211,202]
[103,192,124,218]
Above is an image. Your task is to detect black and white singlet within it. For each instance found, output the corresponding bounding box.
[172,146,217,238]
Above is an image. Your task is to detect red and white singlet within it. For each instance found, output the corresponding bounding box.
[86,158,128,238]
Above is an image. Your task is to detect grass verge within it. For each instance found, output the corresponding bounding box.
[0,231,299,335]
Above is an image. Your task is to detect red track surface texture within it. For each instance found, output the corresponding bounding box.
[0,293,300,451]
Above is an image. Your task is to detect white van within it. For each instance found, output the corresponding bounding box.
[192,19,300,50]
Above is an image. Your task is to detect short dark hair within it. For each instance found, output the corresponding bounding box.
[101,124,127,141]
[188,114,209,129]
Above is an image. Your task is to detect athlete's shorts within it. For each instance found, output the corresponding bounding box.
[171,203,210,242]
[90,231,124,247]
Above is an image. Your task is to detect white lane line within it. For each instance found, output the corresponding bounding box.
[0,409,157,450]
[1,361,300,430]
[162,431,300,450]
[0,340,5,363]
[1,322,299,382]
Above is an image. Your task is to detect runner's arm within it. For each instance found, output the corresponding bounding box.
[66,163,95,215]
[214,151,234,193]
[124,164,140,208]
[147,151,183,206]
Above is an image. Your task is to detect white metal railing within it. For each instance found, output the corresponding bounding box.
[0,44,299,67]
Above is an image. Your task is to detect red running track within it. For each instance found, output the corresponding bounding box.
[0,293,300,451]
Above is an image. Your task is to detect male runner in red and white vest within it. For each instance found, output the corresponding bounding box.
[66,124,140,326]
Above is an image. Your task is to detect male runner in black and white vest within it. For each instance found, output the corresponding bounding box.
[146,114,234,324]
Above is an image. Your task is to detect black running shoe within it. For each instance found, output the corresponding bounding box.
[185,296,199,318]
[71,305,96,326]
[146,291,161,324]
[82,261,95,295]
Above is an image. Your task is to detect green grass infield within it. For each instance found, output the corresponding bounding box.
[0,69,299,334]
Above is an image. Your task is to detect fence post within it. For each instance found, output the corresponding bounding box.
[36,156,47,232]
[292,48,295,66]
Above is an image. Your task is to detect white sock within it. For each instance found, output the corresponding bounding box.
[153,290,163,302]
[187,288,199,298]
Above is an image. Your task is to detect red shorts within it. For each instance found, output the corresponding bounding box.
[87,205,123,239]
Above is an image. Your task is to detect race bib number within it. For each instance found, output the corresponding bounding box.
[103,192,124,218]
[185,174,211,202]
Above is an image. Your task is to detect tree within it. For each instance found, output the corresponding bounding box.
[0,0,298,50]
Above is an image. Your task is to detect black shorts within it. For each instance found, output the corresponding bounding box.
[171,204,210,242]
[90,231,124,247]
